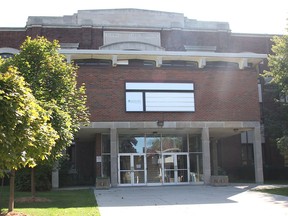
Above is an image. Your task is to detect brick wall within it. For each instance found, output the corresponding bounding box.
[0,31,26,48]
[77,65,261,122]
[0,27,273,53]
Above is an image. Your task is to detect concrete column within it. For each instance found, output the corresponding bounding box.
[52,163,59,189]
[253,125,264,183]
[110,128,118,187]
[202,127,211,184]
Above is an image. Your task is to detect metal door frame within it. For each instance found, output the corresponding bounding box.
[118,153,146,186]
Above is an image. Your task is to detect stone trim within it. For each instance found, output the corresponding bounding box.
[60,49,266,69]
[84,121,261,129]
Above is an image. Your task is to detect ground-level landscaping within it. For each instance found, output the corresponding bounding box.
[255,186,288,196]
[0,186,100,216]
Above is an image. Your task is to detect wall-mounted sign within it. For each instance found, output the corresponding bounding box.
[96,156,102,163]
[125,82,195,112]
[126,92,144,111]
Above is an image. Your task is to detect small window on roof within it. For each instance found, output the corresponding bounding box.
[205,61,239,69]
[0,53,14,59]
[161,60,198,68]
[74,59,112,66]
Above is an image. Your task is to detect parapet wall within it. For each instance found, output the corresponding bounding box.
[26,8,230,31]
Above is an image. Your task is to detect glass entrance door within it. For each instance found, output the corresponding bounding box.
[118,154,146,185]
[162,153,189,184]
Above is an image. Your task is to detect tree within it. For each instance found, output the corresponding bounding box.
[10,36,89,159]
[264,34,288,157]
[0,66,58,211]
[2,36,90,197]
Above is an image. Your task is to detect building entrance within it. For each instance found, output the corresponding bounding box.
[118,154,146,185]
[162,153,189,184]
[117,133,202,186]
[118,153,189,185]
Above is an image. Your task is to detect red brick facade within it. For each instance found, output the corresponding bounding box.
[0,9,274,186]
[78,66,260,122]
[0,27,273,53]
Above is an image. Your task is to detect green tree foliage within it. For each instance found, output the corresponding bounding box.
[0,66,58,175]
[0,66,59,211]
[0,37,89,211]
[266,35,288,93]
[3,36,90,162]
[265,34,288,157]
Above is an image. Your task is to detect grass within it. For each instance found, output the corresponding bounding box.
[255,187,288,197]
[0,186,100,216]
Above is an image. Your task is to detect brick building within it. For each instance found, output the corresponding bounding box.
[0,9,277,187]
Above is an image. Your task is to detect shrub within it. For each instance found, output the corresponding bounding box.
[15,165,52,191]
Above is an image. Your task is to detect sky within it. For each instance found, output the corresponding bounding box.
[1,0,287,34]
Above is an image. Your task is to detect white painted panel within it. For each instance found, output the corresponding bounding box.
[258,84,263,103]
[126,82,194,91]
[146,106,195,112]
[104,31,161,46]
[145,92,195,112]
[126,92,143,111]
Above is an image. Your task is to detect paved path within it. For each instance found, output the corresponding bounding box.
[94,184,288,216]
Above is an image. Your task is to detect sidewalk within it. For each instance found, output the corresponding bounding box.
[94,184,288,216]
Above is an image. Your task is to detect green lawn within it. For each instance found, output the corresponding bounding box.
[0,186,100,216]
[255,187,288,196]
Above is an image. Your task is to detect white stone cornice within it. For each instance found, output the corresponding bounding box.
[61,49,267,69]
[0,47,19,54]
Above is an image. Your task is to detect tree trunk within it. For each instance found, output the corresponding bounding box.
[31,168,36,199]
[8,169,15,212]
[0,177,4,213]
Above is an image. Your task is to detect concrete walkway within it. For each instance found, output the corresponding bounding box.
[94,184,288,216]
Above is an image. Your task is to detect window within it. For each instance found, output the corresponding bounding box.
[205,61,239,69]
[74,59,111,66]
[161,60,198,68]
[125,82,195,112]
[102,134,111,177]
[0,53,14,59]
[0,47,19,58]
[241,130,254,165]
[119,135,145,153]
[189,135,203,182]
[119,133,188,153]
[162,135,188,152]
[241,144,254,166]
[66,141,77,173]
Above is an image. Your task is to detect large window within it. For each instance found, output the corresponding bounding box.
[162,135,187,152]
[189,135,203,182]
[102,134,111,178]
[125,82,195,112]
[119,134,187,153]
[118,133,203,184]
[119,135,145,153]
